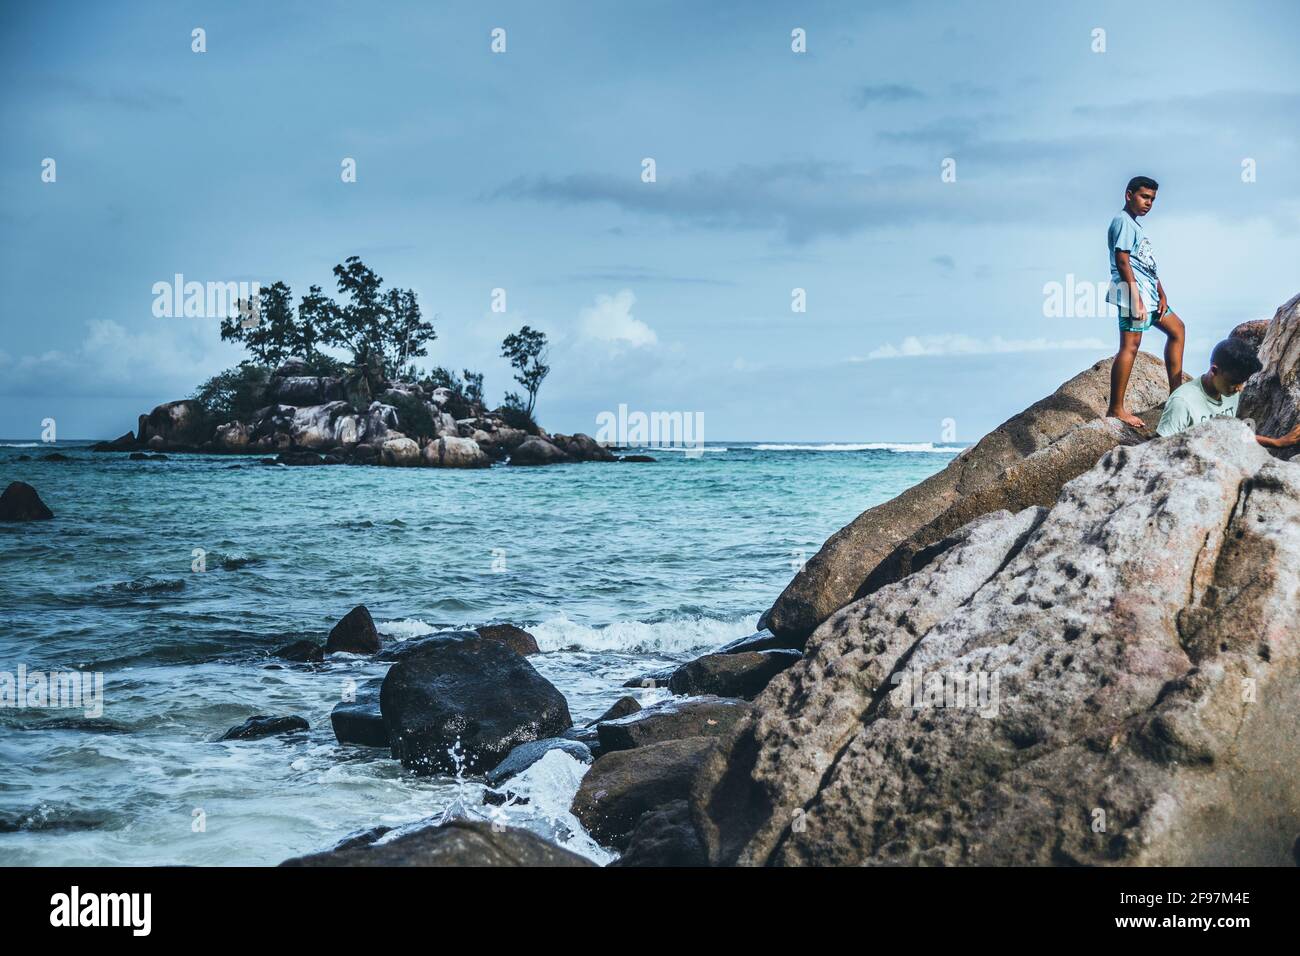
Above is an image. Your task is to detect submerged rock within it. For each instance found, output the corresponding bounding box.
[380,633,572,775]
[0,482,54,522]
[325,605,381,655]
[695,419,1300,866]
[273,639,325,663]
[759,353,1172,641]
[280,819,595,867]
[220,715,309,741]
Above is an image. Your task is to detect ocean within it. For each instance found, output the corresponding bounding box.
[0,440,959,865]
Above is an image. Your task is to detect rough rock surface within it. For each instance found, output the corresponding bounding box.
[380,436,421,467]
[0,482,54,521]
[137,400,207,449]
[1230,319,1271,354]
[759,354,1171,640]
[573,736,716,849]
[550,433,618,462]
[380,633,572,775]
[668,649,801,699]
[611,800,709,867]
[422,435,492,468]
[280,820,594,867]
[1239,291,1300,462]
[694,420,1300,866]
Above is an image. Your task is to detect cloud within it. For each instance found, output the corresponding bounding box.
[0,318,242,398]
[863,333,1109,360]
[578,290,658,349]
[494,161,1011,244]
[853,83,926,107]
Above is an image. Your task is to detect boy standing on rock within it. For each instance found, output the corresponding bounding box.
[1105,176,1186,428]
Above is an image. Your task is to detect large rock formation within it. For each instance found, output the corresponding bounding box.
[137,399,207,449]
[694,420,1300,866]
[1239,291,1300,462]
[759,353,1173,641]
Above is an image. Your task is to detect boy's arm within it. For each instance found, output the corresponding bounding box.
[1156,279,1167,313]
[1256,422,1300,449]
[1115,251,1146,316]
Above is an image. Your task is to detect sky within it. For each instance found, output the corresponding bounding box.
[2,0,1298,442]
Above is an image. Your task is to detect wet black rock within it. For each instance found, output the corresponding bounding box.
[325,605,381,655]
[485,737,593,787]
[219,715,309,741]
[667,649,802,699]
[380,633,572,775]
[0,482,54,522]
[280,819,595,867]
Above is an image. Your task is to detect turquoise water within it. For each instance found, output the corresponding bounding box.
[0,440,957,864]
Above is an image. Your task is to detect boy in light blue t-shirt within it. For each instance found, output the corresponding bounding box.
[1105,176,1186,429]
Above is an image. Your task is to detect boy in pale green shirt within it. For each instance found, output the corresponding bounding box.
[1158,336,1300,449]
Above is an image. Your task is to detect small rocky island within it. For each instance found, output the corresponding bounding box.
[95,355,632,468]
[90,257,646,469]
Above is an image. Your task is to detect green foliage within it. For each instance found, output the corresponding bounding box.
[420,366,486,420]
[497,392,539,434]
[220,259,437,380]
[501,325,549,417]
[191,362,273,427]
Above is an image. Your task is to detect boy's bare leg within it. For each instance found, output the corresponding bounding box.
[1154,310,1185,393]
[1107,329,1146,428]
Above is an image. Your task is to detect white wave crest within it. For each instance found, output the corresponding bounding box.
[529,611,754,655]
[752,442,962,453]
[377,619,439,641]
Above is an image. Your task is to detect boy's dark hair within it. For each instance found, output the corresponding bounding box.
[1210,337,1262,384]
[1126,175,1159,193]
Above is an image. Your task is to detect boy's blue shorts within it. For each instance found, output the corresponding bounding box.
[1118,305,1168,334]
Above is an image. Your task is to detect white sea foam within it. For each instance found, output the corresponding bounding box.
[377,619,439,641]
[753,442,963,453]
[480,749,615,865]
[1,443,42,448]
[528,611,754,655]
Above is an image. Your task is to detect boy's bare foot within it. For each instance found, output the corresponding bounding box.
[1107,407,1145,428]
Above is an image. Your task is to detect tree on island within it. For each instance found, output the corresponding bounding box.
[218,257,435,379]
[501,325,550,418]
